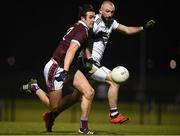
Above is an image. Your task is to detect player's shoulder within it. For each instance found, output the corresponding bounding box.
[112,18,118,24]
[74,21,88,31]
[71,21,88,38]
[68,21,87,37]
[73,22,84,29]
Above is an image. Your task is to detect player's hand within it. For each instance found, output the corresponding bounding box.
[84,58,101,72]
[55,70,68,82]
[84,58,94,71]
[143,20,155,30]
[92,31,107,41]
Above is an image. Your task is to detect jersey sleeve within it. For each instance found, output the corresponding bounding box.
[112,19,119,30]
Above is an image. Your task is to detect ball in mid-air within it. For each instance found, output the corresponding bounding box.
[111,66,129,83]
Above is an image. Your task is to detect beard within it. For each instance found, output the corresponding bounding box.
[102,16,113,28]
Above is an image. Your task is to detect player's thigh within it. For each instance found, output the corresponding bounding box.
[91,66,111,82]
[73,70,92,94]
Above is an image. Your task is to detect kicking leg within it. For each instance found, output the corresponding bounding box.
[106,73,129,124]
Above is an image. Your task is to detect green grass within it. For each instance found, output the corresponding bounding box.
[0,99,180,135]
[0,122,180,135]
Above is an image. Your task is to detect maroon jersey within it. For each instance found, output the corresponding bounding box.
[53,21,89,66]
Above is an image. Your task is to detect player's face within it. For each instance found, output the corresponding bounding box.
[83,11,95,29]
[100,4,115,23]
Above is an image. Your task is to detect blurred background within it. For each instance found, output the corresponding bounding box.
[1,0,180,125]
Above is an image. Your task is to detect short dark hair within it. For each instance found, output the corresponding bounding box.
[78,4,95,19]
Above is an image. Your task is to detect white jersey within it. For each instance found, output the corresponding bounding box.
[92,14,119,63]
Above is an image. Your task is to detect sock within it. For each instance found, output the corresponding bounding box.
[80,117,88,130]
[110,107,119,118]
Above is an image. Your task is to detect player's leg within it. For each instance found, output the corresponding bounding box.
[55,88,81,114]
[21,81,57,132]
[21,79,51,110]
[43,87,81,132]
[42,89,62,132]
[73,70,95,134]
[42,59,64,132]
[42,87,81,132]
[91,66,129,123]
[106,75,119,108]
[106,74,129,123]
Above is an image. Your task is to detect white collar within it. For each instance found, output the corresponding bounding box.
[78,20,89,30]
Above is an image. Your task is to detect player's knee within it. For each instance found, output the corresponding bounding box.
[107,79,119,87]
[109,77,121,88]
[84,88,95,100]
[107,74,118,85]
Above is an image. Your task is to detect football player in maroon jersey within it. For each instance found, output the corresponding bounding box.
[22,4,95,134]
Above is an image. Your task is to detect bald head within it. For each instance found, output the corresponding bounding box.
[100,1,115,11]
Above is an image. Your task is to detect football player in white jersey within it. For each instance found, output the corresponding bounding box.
[81,0,155,124]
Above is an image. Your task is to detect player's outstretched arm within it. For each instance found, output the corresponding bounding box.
[116,19,155,34]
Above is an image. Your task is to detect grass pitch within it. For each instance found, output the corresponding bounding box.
[0,122,180,135]
[0,99,180,135]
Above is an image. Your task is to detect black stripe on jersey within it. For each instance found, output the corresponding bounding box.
[95,18,102,25]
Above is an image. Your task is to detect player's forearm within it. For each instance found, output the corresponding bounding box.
[64,42,79,71]
[85,48,92,59]
[125,26,143,35]
[64,51,75,71]
[117,24,143,35]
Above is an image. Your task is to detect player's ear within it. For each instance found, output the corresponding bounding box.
[99,9,102,14]
[81,16,86,21]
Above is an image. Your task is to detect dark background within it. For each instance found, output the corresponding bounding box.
[2,0,180,103]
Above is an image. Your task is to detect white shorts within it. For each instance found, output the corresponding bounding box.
[43,59,64,91]
[90,64,111,82]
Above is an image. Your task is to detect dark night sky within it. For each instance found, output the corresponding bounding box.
[3,0,180,74]
[0,0,179,101]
